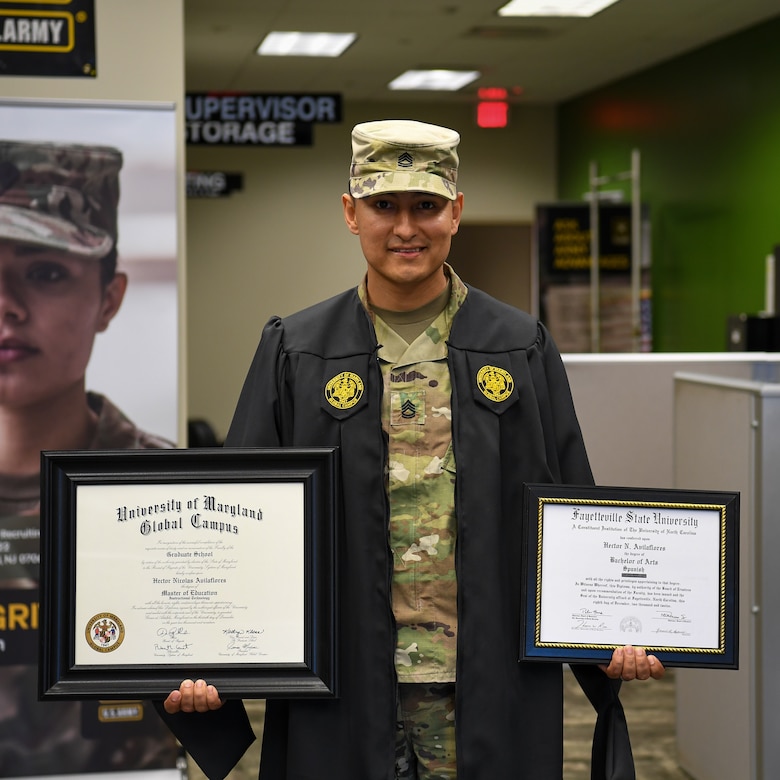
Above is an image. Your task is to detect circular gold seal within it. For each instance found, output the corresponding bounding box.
[325,371,364,409]
[476,365,514,403]
[85,612,125,653]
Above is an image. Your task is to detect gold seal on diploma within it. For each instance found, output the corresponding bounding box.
[85,612,125,653]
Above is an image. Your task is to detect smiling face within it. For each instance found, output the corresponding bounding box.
[342,190,464,311]
[0,241,126,410]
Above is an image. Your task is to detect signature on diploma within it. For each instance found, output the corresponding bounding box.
[653,611,692,636]
[657,611,691,623]
[154,626,193,656]
[570,608,610,632]
[653,627,692,636]
[223,627,264,655]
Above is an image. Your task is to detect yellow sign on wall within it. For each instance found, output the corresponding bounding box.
[0,0,95,76]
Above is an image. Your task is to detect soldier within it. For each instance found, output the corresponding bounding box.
[0,140,180,774]
[160,120,664,780]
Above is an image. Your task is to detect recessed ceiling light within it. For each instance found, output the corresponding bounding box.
[388,70,481,92]
[497,0,620,16]
[257,31,357,57]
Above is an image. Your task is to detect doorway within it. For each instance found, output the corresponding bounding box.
[447,223,533,314]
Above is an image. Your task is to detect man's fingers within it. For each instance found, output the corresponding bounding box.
[192,678,223,711]
[162,688,183,714]
[647,654,666,679]
[600,646,667,681]
[616,644,638,680]
[162,678,224,714]
[179,679,197,712]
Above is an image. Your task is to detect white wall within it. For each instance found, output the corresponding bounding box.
[564,353,780,488]
[185,102,558,438]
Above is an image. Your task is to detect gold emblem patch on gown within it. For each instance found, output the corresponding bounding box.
[324,371,364,409]
[476,365,514,402]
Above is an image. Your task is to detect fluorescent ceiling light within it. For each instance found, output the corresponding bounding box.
[388,70,481,92]
[497,0,620,16]
[257,31,357,57]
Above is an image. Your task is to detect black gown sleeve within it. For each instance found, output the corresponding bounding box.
[538,324,636,780]
[153,318,288,779]
[225,317,286,448]
[153,700,255,780]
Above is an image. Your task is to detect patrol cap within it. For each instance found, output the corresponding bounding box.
[349,119,459,201]
[0,140,122,259]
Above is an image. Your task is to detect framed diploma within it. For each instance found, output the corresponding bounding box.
[39,447,339,699]
[521,483,739,669]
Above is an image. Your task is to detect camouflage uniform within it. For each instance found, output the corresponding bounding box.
[360,269,467,778]
[353,122,463,778]
[361,274,465,683]
[395,682,456,780]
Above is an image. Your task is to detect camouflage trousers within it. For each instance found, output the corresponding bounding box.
[395,682,457,779]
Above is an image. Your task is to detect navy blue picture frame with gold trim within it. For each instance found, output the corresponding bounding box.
[520,483,739,669]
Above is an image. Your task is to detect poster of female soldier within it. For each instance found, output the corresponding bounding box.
[0,100,182,778]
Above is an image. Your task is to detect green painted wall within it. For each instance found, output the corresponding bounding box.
[557,15,780,352]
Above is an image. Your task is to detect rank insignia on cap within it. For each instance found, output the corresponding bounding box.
[398,151,413,168]
[325,371,365,409]
[476,365,514,403]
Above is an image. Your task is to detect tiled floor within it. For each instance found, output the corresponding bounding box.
[184,669,690,779]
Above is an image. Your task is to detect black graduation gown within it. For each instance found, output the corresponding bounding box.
[158,284,634,780]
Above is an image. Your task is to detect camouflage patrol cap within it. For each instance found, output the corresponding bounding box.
[349,119,459,200]
[0,140,122,259]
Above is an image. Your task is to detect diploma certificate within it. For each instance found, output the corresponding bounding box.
[39,448,338,699]
[520,484,739,668]
[75,481,304,666]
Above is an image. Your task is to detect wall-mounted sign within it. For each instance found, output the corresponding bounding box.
[185,92,342,146]
[186,171,244,198]
[0,0,96,77]
[534,202,652,353]
[536,203,639,276]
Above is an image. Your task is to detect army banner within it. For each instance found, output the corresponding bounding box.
[0,0,96,77]
[1,98,181,775]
